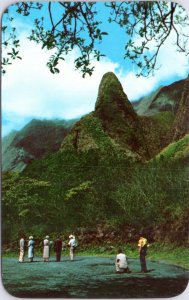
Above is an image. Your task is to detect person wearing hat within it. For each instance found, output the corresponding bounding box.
[43,235,50,262]
[68,235,76,261]
[138,234,149,272]
[28,236,35,262]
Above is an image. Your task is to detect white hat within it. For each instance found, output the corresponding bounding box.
[46,235,49,239]
[29,236,33,240]
[69,235,74,239]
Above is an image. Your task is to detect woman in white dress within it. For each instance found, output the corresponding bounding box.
[43,235,50,262]
[28,236,35,262]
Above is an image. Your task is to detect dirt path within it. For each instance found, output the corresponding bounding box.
[2,256,189,298]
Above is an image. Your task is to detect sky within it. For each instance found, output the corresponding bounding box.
[2,1,189,137]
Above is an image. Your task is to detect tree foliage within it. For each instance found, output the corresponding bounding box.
[2,172,51,242]
[2,148,189,244]
[2,1,189,76]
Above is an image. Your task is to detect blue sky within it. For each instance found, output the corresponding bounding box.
[2,1,189,137]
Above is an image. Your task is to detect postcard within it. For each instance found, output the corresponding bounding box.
[1,1,189,298]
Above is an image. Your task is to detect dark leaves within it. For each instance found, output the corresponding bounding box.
[2,1,189,77]
[106,1,189,76]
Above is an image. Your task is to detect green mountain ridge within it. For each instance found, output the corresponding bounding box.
[155,133,189,161]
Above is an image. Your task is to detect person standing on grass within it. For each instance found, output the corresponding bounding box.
[68,235,76,261]
[43,235,50,262]
[54,236,63,262]
[18,236,25,263]
[138,234,149,272]
[28,236,35,262]
[115,248,131,273]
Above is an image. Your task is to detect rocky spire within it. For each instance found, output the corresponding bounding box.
[95,72,137,121]
[94,72,149,158]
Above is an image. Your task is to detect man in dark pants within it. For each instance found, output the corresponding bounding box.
[54,236,62,262]
[138,235,148,272]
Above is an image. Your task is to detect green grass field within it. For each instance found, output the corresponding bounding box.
[75,243,189,269]
[3,242,188,269]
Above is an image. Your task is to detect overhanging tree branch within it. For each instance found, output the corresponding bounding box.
[2,1,189,77]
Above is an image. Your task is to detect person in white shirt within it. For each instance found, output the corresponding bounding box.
[43,235,50,262]
[19,236,25,262]
[68,235,76,261]
[115,248,131,273]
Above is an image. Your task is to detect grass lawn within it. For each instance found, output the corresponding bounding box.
[2,242,189,269]
[75,243,189,269]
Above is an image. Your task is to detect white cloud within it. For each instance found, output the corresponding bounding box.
[2,28,189,136]
[2,34,119,135]
[118,32,189,100]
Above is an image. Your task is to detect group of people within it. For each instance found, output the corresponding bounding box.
[19,233,149,273]
[116,235,149,273]
[18,234,77,263]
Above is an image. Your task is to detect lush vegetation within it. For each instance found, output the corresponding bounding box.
[2,143,189,247]
[156,134,189,160]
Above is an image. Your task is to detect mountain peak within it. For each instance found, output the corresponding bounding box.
[61,72,149,159]
[95,72,136,120]
[92,72,150,158]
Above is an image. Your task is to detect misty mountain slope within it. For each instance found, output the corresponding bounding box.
[2,119,76,172]
[133,86,162,115]
[134,79,185,116]
[133,76,189,156]
[2,130,18,155]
